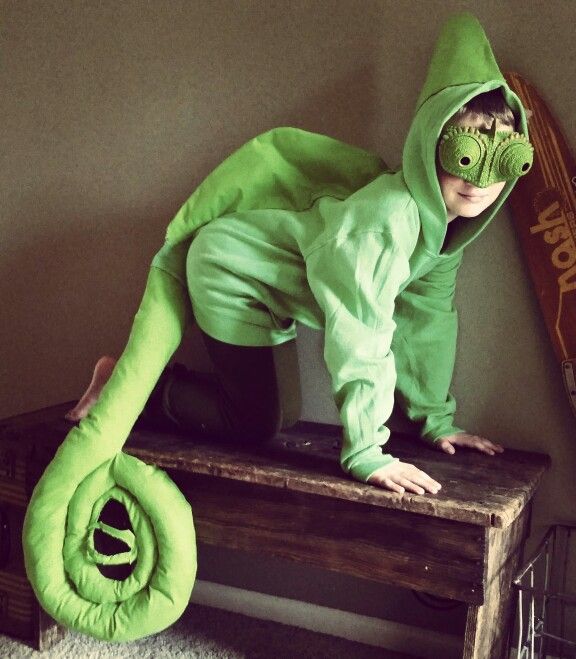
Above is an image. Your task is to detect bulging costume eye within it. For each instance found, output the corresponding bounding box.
[439,127,484,177]
[496,135,534,179]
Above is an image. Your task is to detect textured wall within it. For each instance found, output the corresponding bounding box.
[1,0,574,628]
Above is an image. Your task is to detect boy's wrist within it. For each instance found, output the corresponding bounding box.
[343,445,398,483]
[422,425,465,445]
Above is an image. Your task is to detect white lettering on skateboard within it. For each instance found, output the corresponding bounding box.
[530,201,576,293]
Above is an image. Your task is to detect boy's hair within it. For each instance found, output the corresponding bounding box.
[452,89,516,129]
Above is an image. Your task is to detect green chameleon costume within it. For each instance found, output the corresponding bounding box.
[22,12,530,642]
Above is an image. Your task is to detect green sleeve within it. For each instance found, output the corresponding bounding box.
[306,230,415,483]
[391,252,465,442]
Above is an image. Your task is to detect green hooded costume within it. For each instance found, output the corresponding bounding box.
[22,12,529,642]
[153,11,529,480]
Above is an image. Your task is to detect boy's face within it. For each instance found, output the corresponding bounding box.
[438,114,512,223]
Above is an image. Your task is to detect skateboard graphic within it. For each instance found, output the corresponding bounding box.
[505,72,576,418]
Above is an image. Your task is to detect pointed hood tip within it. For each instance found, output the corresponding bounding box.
[416,12,505,111]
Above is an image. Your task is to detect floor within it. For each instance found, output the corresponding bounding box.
[1,603,420,658]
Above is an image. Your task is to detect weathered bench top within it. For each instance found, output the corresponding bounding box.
[1,402,550,530]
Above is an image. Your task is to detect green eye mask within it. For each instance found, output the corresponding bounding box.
[438,123,534,187]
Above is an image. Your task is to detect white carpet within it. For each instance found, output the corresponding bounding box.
[1,603,416,659]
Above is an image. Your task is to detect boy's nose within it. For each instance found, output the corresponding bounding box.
[462,180,481,190]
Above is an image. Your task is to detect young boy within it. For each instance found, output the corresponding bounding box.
[67,13,533,496]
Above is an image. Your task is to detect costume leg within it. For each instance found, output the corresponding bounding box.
[163,218,302,442]
[156,333,300,444]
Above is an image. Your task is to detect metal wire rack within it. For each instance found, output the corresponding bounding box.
[513,524,576,658]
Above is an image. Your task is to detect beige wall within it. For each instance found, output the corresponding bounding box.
[2,0,575,628]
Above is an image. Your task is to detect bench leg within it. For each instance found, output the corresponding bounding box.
[35,607,66,652]
[462,508,530,658]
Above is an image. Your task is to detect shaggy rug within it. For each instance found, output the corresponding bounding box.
[1,603,417,658]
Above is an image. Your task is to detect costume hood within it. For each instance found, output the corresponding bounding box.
[403,12,529,258]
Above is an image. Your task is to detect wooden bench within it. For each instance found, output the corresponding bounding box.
[0,403,550,657]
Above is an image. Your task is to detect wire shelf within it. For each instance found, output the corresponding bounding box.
[513,525,576,659]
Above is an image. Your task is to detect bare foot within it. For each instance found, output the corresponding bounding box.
[65,356,117,421]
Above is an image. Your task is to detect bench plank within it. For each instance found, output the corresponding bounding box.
[172,471,487,603]
[126,420,548,529]
[2,404,550,529]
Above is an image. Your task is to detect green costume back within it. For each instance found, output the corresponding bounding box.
[22,12,529,642]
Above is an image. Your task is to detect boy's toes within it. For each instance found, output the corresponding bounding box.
[63,355,117,422]
[64,396,96,421]
[65,404,87,421]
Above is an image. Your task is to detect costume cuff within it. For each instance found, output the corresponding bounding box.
[421,424,465,444]
[343,444,398,483]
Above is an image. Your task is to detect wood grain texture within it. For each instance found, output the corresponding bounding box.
[173,471,486,604]
[0,412,66,650]
[463,508,530,658]
[127,421,549,529]
[506,72,576,364]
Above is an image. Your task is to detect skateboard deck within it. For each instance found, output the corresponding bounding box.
[505,72,576,418]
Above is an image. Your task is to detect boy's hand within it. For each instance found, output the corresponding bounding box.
[436,432,504,456]
[368,461,441,495]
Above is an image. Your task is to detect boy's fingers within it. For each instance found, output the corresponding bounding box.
[378,478,404,494]
[368,463,441,494]
[469,436,504,455]
[397,465,440,489]
[377,477,432,495]
[478,444,496,455]
[400,472,441,494]
[486,440,504,453]
[438,440,456,455]
[395,477,425,495]
[443,433,505,455]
